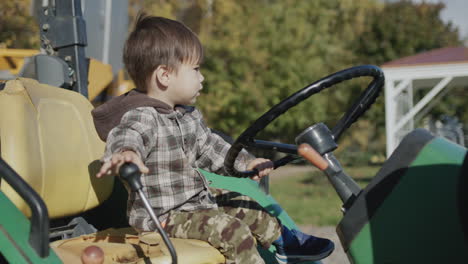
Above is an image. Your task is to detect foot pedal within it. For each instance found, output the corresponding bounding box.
[50,217,97,240]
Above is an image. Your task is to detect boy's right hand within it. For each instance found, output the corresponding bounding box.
[96,150,149,178]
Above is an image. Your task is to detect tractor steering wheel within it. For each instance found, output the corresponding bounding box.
[224,65,385,177]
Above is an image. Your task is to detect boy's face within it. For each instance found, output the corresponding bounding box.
[168,63,204,106]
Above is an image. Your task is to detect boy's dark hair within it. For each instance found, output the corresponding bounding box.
[123,13,204,90]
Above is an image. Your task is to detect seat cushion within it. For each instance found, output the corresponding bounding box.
[0,78,113,218]
[50,228,225,264]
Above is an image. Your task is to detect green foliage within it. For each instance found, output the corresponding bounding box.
[143,0,380,141]
[420,87,468,126]
[351,0,462,161]
[1,1,463,163]
[356,0,461,65]
[138,0,463,164]
[0,0,39,49]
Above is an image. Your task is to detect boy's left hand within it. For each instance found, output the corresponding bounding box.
[247,158,274,181]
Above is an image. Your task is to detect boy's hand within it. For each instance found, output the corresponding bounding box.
[96,150,149,178]
[247,158,274,181]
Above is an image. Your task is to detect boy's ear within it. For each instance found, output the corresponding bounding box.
[153,65,171,87]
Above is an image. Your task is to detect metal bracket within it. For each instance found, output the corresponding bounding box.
[37,0,88,97]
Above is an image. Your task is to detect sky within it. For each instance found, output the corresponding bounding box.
[406,0,468,41]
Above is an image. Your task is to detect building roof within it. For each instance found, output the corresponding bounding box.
[382,46,468,68]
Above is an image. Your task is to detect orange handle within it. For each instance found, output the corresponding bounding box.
[298,143,329,171]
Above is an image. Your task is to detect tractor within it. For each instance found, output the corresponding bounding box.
[0,0,467,263]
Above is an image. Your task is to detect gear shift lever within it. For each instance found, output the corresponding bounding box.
[119,163,178,264]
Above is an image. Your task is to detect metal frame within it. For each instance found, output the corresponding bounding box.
[384,62,468,157]
[37,0,89,97]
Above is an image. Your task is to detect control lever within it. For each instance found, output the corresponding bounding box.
[298,143,362,211]
[119,163,178,264]
[298,143,329,171]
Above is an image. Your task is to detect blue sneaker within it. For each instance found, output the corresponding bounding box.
[275,229,334,264]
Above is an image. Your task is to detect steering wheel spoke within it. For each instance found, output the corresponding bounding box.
[251,140,298,154]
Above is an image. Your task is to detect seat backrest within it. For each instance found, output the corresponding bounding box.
[0,78,113,219]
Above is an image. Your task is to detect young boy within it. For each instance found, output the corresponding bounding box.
[92,14,334,264]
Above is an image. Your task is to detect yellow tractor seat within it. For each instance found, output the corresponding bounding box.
[0,78,113,218]
[0,78,225,263]
[50,228,225,264]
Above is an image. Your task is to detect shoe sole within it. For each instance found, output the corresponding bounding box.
[275,246,334,264]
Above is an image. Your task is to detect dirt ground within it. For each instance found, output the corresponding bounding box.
[270,166,350,264]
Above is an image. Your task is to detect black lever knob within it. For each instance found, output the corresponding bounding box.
[119,163,143,192]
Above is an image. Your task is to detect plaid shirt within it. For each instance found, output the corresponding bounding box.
[103,106,254,231]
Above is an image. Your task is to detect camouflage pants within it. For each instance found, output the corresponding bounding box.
[163,188,282,264]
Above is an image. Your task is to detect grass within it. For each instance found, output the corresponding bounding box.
[270,165,380,226]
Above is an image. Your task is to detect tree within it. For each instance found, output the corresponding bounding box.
[139,0,462,163]
[141,0,379,139]
[0,0,39,49]
[356,0,460,65]
[351,0,463,160]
